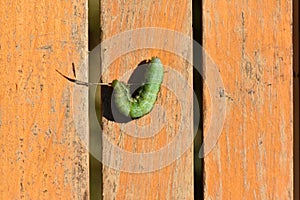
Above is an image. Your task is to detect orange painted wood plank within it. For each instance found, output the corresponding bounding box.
[203,0,293,199]
[293,0,299,198]
[100,0,193,199]
[0,0,89,199]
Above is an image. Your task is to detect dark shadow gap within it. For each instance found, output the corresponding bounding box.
[193,0,204,199]
[88,0,102,199]
[293,0,299,199]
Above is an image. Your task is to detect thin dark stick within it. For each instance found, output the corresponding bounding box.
[56,69,110,86]
[72,63,76,78]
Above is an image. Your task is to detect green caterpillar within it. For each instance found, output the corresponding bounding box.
[56,57,164,119]
[112,57,164,119]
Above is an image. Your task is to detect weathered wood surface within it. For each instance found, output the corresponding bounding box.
[293,0,299,199]
[100,0,193,199]
[203,0,293,199]
[0,0,89,199]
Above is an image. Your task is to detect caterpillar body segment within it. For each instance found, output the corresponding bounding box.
[112,57,164,119]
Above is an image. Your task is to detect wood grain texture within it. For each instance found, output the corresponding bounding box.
[203,0,293,199]
[293,0,299,199]
[0,0,89,199]
[100,0,193,199]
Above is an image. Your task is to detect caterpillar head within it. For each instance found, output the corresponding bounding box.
[111,79,119,87]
